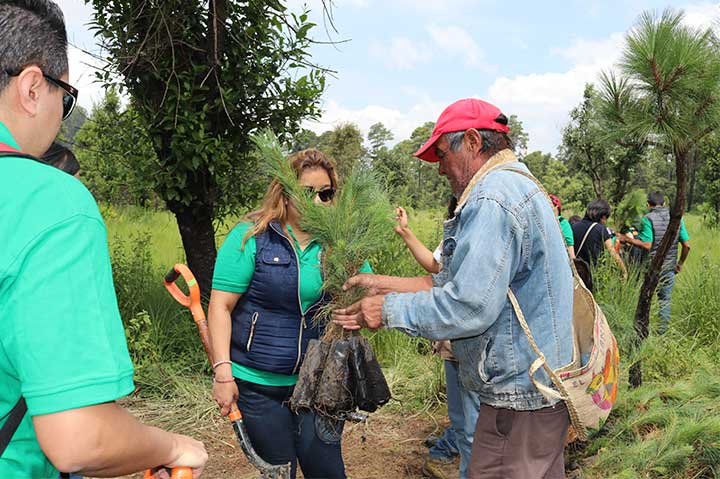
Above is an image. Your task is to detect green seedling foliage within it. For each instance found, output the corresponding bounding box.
[253,130,395,329]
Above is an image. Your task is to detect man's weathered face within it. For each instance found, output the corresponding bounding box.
[435,133,475,197]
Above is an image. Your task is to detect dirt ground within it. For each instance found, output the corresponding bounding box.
[120,409,460,479]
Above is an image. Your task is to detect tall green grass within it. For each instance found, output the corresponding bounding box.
[575,215,720,478]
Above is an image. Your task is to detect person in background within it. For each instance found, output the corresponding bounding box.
[0,2,207,477]
[394,200,480,479]
[571,199,628,281]
[43,141,79,177]
[549,194,575,259]
[620,191,691,333]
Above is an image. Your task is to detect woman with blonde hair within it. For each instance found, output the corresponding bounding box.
[208,149,370,478]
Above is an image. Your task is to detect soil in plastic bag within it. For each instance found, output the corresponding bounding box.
[289,339,330,411]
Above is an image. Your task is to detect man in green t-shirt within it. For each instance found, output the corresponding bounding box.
[621,191,691,333]
[0,2,207,477]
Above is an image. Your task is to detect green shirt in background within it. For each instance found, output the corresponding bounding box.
[0,122,135,478]
[637,216,690,243]
[558,216,574,247]
[212,222,372,386]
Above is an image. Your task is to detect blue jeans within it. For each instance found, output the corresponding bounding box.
[657,269,676,334]
[429,360,481,479]
[235,379,346,479]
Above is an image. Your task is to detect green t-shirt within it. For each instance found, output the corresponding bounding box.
[0,123,134,478]
[212,222,372,386]
[637,216,690,243]
[558,216,574,247]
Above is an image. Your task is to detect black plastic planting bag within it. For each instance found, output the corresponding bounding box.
[290,335,391,417]
[348,336,391,412]
[290,339,330,411]
[315,339,355,416]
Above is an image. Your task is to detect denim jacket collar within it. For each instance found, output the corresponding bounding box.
[455,148,518,213]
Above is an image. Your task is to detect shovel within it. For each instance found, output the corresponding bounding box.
[145,264,291,479]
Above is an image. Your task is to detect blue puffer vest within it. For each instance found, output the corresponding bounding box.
[230,221,326,375]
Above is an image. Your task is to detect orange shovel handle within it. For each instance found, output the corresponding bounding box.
[163,264,213,363]
[143,466,193,479]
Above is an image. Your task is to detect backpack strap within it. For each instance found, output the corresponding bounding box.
[576,223,598,257]
[0,397,27,458]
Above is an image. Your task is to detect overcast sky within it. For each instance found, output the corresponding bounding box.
[56,0,718,154]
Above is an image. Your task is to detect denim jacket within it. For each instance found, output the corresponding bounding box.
[382,153,574,410]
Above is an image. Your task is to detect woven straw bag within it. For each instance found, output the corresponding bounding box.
[504,168,620,441]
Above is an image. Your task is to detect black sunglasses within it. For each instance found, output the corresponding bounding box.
[5,68,78,121]
[305,186,336,203]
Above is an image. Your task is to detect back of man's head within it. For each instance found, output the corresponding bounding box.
[0,1,68,93]
[647,191,665,207]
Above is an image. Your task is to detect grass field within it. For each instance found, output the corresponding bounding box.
[105,206,719,478]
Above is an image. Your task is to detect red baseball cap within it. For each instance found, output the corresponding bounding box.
[549,194,562,209]
[414,98,510,163]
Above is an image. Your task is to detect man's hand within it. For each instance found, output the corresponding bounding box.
[675,263,684,274]
[343,273,384,296]
[333,295,386,330]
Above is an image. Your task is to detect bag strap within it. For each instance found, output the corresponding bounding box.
[0,397,27,458]
[500,167,579,276]
[576,222,598,256]
[506,290,568,400]
[0,142,44,163]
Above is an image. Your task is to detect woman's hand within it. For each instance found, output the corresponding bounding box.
[394,207,409,235]
[212,377,238,417]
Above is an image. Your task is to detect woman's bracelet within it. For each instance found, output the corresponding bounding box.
[212,360,232,369]
[213,376,235,384]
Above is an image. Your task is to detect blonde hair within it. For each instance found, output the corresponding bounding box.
[242,149,338,249]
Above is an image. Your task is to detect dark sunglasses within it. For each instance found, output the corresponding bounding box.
[305,186,336,203]
[5,68,78,121]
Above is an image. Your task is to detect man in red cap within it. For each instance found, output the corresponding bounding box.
[334,98,574,478]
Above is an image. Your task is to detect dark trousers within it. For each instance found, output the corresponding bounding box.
[468,403,569,479]
[235,379,346,479]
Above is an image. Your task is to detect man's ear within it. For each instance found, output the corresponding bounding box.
[464,128,483,155]
[16,66,45,117]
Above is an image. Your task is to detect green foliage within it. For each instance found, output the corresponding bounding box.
[124,310,156,365]
[254,131,395,326]
[86,0,328,292]
[698,136,720,226]
[110,231,156,323]
[600,9,720,153]
[73,89,159,206]
[560,84,648,204]
[289,128,320,153]
[508,114,529,159]
[523,150,591,215]
[367,122,394,154]
[317,123,367,180]
[614,189,647,232]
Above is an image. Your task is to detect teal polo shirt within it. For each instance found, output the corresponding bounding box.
[0,122,135,477]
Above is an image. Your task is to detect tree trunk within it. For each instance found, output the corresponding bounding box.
[687,149,697,211]
[629,147,689,387]
[171,204,217,298]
